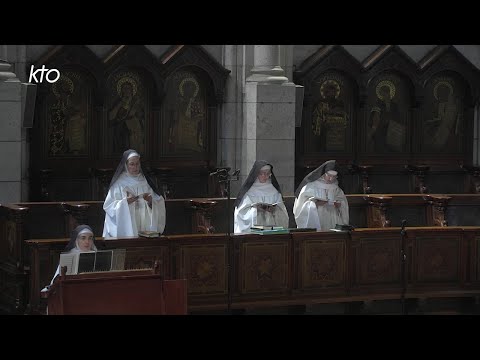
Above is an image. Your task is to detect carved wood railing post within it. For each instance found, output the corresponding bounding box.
[423,195,451,227]
[92,168,114,200]
[364,195,392,228]
[209,167,231,197]
[153,167,174,199]
[405,165,430,194]
[61,202,90,237]
[39,169,52,201]
[187,199,217,233]
[348,164,373,194]
[461,165,480,194]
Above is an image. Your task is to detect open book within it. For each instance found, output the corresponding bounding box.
[59,249,126,275]
[251,225,285,230]
[124,186,148,198]
[308,196,339,205]
[250,201,283,208]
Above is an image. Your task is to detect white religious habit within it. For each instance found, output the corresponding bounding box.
[102,150,166,238]
[234,163,289,234]
[293,170,349,231]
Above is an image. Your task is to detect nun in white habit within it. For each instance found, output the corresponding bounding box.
[233,160,289,233]
[293,160,349,231]
[102,149,166,238]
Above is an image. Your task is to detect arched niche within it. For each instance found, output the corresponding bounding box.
[102,45,164,161]
[27,45,104,200]
[294,45,362,167]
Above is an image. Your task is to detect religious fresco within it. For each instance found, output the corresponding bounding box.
[365,73,411,153]
[167,70,207,153]
[422,74,464,153]
[106,70,147,155]
[310,71,352,152]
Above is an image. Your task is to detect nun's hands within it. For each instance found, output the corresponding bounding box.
[126,192,139,204]
[143,193,153,207]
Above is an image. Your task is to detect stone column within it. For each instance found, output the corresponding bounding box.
[248,45,289,84]
[242,45,297,195]
[0,60,35,202]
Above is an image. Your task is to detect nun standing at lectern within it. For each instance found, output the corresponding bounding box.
[233,160,289,233]
[293,160,349,231]
[102,149,166,238]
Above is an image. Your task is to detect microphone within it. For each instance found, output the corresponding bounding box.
[401,219,407,230]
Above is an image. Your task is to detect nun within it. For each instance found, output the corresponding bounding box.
[102,149,166,238]
[47,224,98,286]
[293,160,349,231]
[233,160,289,233]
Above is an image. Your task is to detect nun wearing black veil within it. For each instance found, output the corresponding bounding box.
[293,160,349,231]
[233,160,289,233]
[46,224,98,287]
[102,149,166,238]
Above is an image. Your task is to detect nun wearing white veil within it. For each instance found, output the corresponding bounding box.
[293,160,349,231]
[233,160,289,234]
[102,149,166,238]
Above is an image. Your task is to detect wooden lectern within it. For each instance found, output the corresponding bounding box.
[43,264,187,315]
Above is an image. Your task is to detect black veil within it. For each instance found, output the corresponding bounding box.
[108,149,160,195]
[234,160,282,207]
[64,224,97,252]
[294,160,336,198]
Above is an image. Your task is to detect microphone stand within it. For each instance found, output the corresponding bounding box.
[400,219,408,315]
[210,168,240,312]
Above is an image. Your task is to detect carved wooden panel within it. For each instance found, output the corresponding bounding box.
[364,72,412,153]
[105,69,149,157]
[358,237,400,285]
[177,243,227,295]
[421,72,466,154]
[122,246,169,276]
[416,236,460,283]
[45,71,92,158]
[239,240,288,294]
[300,239,346,289]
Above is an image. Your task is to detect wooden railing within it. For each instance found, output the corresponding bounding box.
[21,226,480,315]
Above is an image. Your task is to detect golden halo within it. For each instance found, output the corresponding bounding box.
[320,79,341,99]
[52,75,74,97]
[179,77,199,98]
[376,80,396,100]
[433,81,453,100]
[117,76,138,96]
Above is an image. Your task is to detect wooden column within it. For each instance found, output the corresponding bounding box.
[61,202,90,237]
[187,199,218,233]
[92,168,114,200]
[405,165,430,194]
[424,195,451,227]
[365,195,392,228]
[39,169,52,201]
[153,167,174,199]
[462,165,480,194]
[348,164,373,194]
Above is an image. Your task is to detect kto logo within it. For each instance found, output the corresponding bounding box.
[28,65,60,84]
